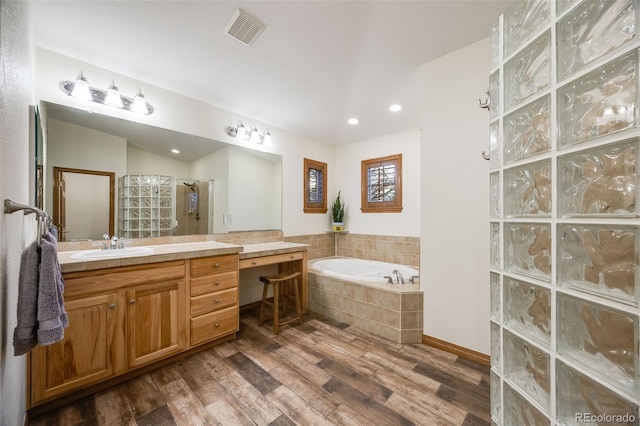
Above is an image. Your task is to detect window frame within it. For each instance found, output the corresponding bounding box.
[361,153,403,213]
[303,158,328,213]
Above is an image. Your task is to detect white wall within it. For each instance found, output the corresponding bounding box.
[45,118,127,219]
[190,148,229,233]
[126,145,190,177]
[419,38,490,355]
[64,172,110,240]
[35,48,337,237]
[335,128,421,236]
[227,148,280,232]
[0,1,33,424]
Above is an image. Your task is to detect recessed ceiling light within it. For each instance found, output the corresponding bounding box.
[171,149,180,154]
[389,104,402,112]
[348,118,359,125]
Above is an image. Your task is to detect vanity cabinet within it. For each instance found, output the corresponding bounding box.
[28,260,187,407]
[189,254,239,346]
[126,279,185,368]
[28,291,125,405]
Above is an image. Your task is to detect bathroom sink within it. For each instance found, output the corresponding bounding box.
[70,246,155,260]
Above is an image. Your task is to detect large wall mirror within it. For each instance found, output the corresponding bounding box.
[40,101,282,242]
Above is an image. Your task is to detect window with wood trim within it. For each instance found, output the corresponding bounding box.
[361,154,402,213]
[303,158,327,213]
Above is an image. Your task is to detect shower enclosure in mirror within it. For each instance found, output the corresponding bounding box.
[40,101,282,241]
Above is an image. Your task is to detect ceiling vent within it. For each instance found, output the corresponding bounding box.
[224,9,265,46]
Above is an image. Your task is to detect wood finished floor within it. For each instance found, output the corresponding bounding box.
[29,308,490,426]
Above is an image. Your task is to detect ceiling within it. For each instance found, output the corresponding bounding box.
[33,0,509,146]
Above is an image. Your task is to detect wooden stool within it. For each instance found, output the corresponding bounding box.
[259,271,303,334]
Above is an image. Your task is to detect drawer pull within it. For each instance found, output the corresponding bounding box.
[290,255,295,259]
[109,303,116,310]
[252,261,257,265]
[214,323,220,328]
[129,299,136,305]
[215,298,220,303]
[213,263,221,268]
[214,281,220,286]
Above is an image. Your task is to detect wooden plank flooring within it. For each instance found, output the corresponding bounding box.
[29,308,490,426]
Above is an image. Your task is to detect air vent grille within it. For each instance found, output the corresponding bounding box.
[224,9,265,46]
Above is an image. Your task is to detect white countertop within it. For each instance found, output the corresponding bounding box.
[58,241,309,273]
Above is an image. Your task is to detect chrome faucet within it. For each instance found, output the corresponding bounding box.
[118,239,133,249]
[409,275,420,284]
[392,270,404,284]
[92,241,108,251]
[383,276,394,284]
[110,235,118,250]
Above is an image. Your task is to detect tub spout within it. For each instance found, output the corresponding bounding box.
[383,276,394,284]
[392,270,404,284]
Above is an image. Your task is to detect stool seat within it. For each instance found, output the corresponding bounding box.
[259,271,303,334]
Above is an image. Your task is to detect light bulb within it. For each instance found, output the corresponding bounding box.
[262,129,272,146]
[235,120,246,139]
[132,90,148,114]
[249,125,260,143]
[71,71,92,101]
[105,81,123,108]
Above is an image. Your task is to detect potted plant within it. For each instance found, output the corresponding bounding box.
[331,191,346,232]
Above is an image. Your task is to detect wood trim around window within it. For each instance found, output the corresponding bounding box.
[361,153,402,213]
[303,158,327,213]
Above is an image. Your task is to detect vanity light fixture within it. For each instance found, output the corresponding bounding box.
[60,72,154,115]
[226,120,272,145]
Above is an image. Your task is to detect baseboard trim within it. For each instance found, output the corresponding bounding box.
[422,334,490,366]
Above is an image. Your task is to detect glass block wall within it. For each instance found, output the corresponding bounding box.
[490,1,640,424]
[118,174,175,238]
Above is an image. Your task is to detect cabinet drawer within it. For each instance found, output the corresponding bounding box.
[190,305,238,346]
[64,261,186,297]
[190,255,238,277]
[190,271,237,297]
[191,288,238,316]
[239,251,304,269]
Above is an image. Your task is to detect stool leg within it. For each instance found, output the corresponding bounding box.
[259,281,269,326]
[293,277,303,325]
[273,281,280,334]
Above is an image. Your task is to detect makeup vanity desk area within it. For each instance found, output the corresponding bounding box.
[239,242,309,311]
[28,241,308,412]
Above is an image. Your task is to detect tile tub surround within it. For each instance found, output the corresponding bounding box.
[285,233,335,259]
[308,259,423,344]
[336,233,420,267]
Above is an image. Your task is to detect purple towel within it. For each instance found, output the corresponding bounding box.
[37,232,67,345]
[13,231,68,356]
[13,241,40,356]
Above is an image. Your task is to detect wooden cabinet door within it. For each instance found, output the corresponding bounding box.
[127,279,186,368]
[29,292,125,406]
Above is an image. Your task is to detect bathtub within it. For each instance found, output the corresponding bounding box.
[308,257,423,343]
[311,257,419,284]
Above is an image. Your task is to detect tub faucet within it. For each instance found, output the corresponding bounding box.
[383,276,394,284]
[392,270,404,284]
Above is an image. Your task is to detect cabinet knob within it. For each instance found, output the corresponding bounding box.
[213,263,221,268]
[129,299,136,305]
[109,303,116,310]
[215,298,220,303]
[290,255,294,259]
[252,261,257,265]
[214,323,220,328]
